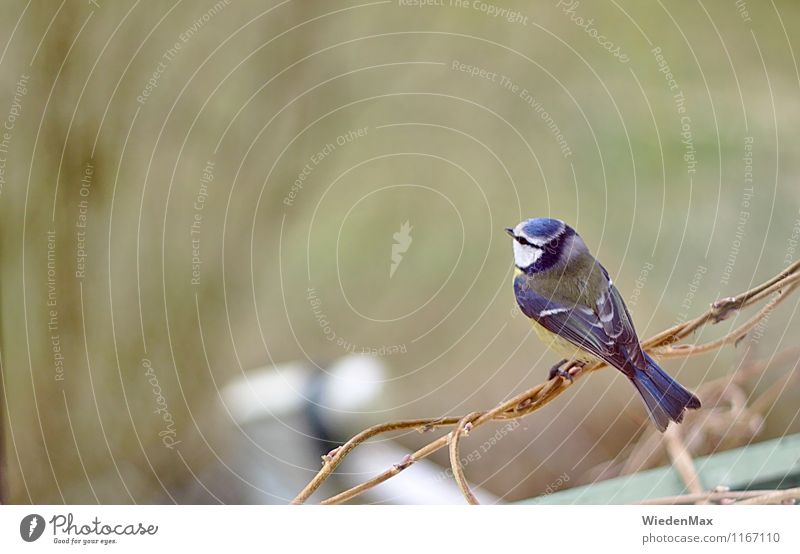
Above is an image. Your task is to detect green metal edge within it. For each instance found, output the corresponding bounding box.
[518,434,800,504]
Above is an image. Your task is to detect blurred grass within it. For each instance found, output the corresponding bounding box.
[1,0,799,503]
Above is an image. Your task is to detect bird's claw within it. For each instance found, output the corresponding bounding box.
[553,368,574,382]
[548,359,573,382]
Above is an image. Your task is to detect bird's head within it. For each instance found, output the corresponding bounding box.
[505,218,582,273]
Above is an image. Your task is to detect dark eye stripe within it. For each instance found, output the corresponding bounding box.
[515,236,539,248]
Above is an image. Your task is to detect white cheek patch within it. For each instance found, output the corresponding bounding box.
[512,241,542,269]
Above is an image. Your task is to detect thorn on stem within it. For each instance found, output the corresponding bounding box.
[418,418,445,433]
[394,454,414,471]
[321,446,341,464]
[711,297,738,322]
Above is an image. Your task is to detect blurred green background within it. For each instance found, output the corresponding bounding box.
[1,0,799,504]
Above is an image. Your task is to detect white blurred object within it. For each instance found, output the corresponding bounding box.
[319,354,387,428]
[222,355,388,425]
[221,361,311,424]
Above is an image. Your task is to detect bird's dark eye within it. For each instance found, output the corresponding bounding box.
[515,236,538,248]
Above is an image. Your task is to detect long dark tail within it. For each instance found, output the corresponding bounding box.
[629,353,701,432]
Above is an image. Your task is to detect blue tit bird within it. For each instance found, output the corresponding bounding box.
[507,218,700,431]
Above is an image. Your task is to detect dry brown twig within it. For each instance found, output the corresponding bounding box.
[663,426,703,496]
[291,260,800,505]
[449,412,481,505]
[736,487,800,505]
[640,487,800,505]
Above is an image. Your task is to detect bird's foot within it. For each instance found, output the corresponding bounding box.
[548,359,572,382]
[548,359,586,382]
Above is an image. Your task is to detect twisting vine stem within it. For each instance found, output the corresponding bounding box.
[449,412,481,505]
[291,260,800,505]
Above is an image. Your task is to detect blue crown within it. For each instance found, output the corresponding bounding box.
[521,218,564,240]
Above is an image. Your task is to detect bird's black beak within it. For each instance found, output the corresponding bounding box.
[505,227,515,237]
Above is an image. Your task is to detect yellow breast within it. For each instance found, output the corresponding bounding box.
[530,319,597,363]
[515,267,598,363]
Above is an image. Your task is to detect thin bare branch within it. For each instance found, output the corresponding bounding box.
[291,417,460,505]
[449,412,481,505]
[663,426,703,495]
[654,282,799,358]
[641,488,796,505]
[320,427,459,505]
[736,487,800,505]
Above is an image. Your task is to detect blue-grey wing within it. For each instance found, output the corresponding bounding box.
[595,265,646,367]
[513,274,634,373]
